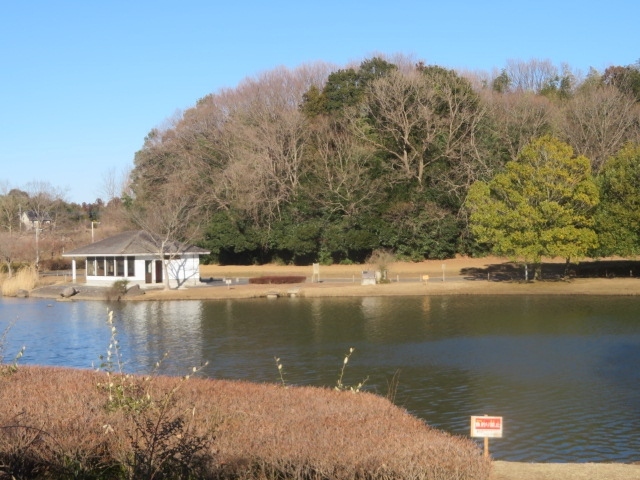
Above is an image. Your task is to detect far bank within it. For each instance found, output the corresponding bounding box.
[27,256,640,301]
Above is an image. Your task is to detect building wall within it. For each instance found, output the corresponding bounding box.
[84,254,203,288]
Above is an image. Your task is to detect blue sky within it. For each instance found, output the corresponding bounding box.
[1,1,637,204]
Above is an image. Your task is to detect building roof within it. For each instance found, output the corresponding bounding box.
[63,230,209,257]
[22,210,52,222]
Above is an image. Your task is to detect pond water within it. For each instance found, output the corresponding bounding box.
[1,295,639,463]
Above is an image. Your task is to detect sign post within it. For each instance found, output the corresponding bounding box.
[470,415,503,458]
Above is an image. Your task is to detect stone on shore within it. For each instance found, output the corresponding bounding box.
[124,284,145,297]
[60,286,78,298]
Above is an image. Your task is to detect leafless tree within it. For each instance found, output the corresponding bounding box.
[0,232,24,277]
[100,166,132,203]
[308,117,381,217]
[129,165,208,290]
[19,181,67,267]
[503,58,559,93]
[348,68,438,186]
[483,90,560,161]
[562,85,640,173]
[0,182,23,234]
[23,181,67,227]
[429,69,490,203]
[349,67,488,201]
[212,66,318,224]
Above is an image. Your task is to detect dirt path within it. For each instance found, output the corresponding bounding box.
[490,461,640,480]
[142,256,640,300]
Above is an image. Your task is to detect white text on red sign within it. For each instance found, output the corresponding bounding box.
[470,416,503,438]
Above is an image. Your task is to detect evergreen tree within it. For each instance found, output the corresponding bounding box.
[466,136,599,279]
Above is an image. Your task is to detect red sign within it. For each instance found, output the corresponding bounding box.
[470,415,503,438]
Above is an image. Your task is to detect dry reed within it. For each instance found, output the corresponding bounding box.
[0,366,491,480]
[0,266,37,297]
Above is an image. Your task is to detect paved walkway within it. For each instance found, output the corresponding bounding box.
[30,284,111,300]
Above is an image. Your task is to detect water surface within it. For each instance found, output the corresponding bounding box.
[1,295,639,462]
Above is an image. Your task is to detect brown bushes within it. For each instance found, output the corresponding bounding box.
[38,257,73,271]
[249,275,307,284]
[0,366,491,480]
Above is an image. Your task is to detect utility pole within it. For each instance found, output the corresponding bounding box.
[91,221,100,242]
[35,225,40,270]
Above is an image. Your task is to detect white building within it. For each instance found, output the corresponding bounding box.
[62,230,209,288]
[21,211,53,231]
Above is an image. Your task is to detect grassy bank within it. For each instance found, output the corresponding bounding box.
[0,366,491,480]
[0,267,38,296]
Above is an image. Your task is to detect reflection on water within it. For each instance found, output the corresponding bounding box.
[1,295,640,462]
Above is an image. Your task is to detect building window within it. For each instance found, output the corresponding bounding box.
[127,257,135,277]
[86,257,96,276]
[108,258,116,276]
[116,257,125,277]
[96,257,105,276]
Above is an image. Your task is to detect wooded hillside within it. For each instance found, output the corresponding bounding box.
[5,56,639,269]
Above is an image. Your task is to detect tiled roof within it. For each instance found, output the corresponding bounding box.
[63,230,209,257]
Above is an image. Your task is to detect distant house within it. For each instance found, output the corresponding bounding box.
[62,230,210,288]
[21,211,53,231]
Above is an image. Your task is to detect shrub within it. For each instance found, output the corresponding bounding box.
[0,366,491,480]
[104,279,129,302]
[366,249,395,284]
[38,257,73,271]
[248,275,306,284]
[0,262,28,275]
[95,311,213,479]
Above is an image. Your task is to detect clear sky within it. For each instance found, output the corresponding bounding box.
[1,0,637,204]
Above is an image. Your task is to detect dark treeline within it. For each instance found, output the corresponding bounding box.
[130,56,640,265]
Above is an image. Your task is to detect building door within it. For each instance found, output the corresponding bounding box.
[155,260,163,284]
[145,260,152,284]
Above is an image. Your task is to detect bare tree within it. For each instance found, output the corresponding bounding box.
[100,166,132,203]
[308,117,381,217]
[214,66,316,224]
[349,66,487,200]
[129,167,207,290]
[503,58,559,93]
[0,182,22,234]
[483,90,560,161]
[562,85,640,173]
[23,181,67,227]
[349,68,438,186]
[0,232,23,277]
[429,68,490,202]
[20,181,67,268]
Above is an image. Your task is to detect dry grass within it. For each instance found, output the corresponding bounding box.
[0,366,491,480]
[0,267,38,297]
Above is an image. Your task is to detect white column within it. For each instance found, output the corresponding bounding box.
[71,258,77,282]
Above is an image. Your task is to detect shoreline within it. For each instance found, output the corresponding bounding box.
[138,276,640,301]
[28,256,640,301]
[490,460,639,480]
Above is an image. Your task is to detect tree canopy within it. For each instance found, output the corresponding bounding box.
[466,136,599,278]
[3,56,640,269]
[593,143,640,256]
[119,56,640,266]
